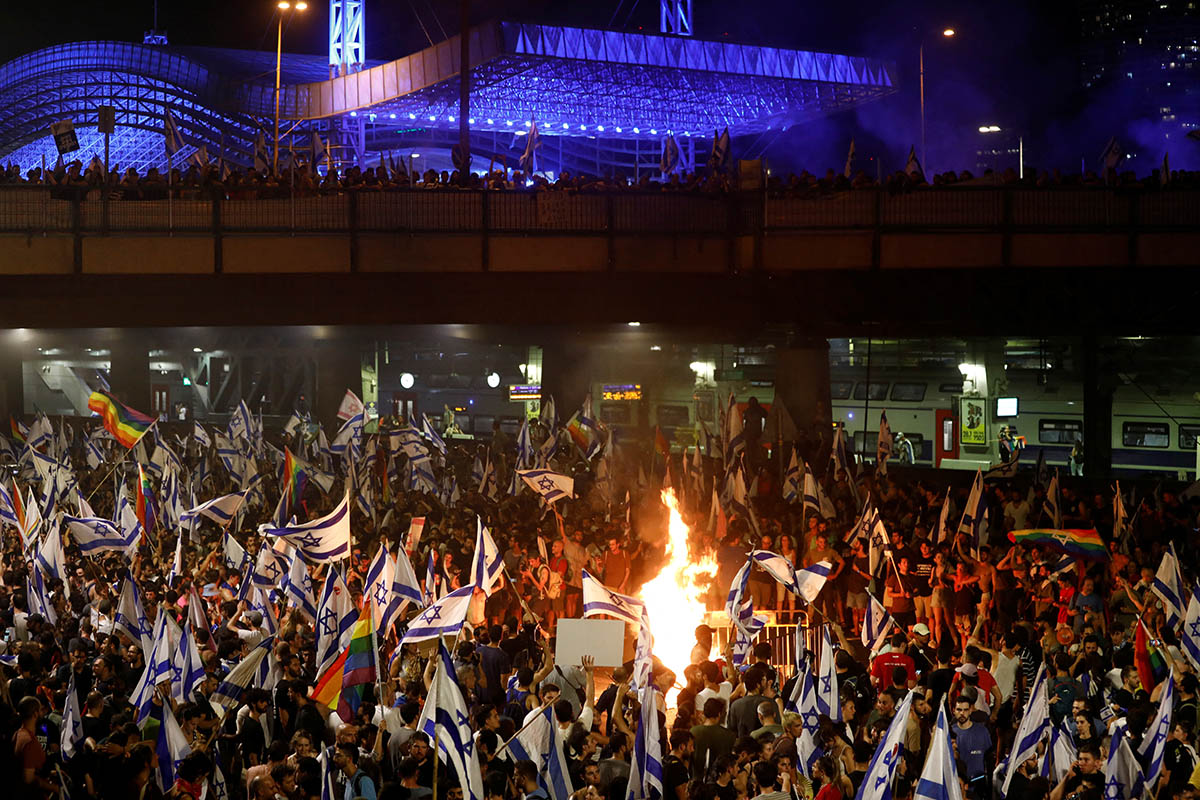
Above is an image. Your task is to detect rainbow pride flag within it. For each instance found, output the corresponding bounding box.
[136,463,157,533]
[1135,619,1168,690]
[87,390,154,448]
[1008,528,1108,561]
[9,417,26,443]
[310,601,377,722]
[283,447,307,513]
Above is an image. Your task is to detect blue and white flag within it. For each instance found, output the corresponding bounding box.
[1103,730,1145,800]
[518,469,574,504]
[424,551,438,605]
[782,451,801,502]
[167,533,183,588]
[330,412,364,460]
[877,411,893,476]
[399,585,474,644]
[172,624,207,703]
[192,422,211,449]
[115,577,154,656]
[795,660,820,733]
[581,568,644,625]
[726,560,767,643]
[627,682,664,800]
[633,607,655,687]
[220,530,249,571]
[1039,722,1077,785]
[417,644,486,800]
[163,110,186,157]
[1139,667,1174,785]
[1183,584,1200,672]
[365,544,400,629]
[505,704,574,800]
[261,492,351,563]
[795,561,833,603]
[862,595,894,652]
[252,543,287,587]
[956,469,986,552]
[392,546,425,609]
[35,529,66,584]
[130,612,173,724]
[469,519,504,597]
[282,549,318,622]
[61,670,84,759]
[470,453,485,487]
[1000,663,1050,795]
[520,121,541,173]
[816,625,840,721]
[914,703,963,800]
[84,438,104,470]
[660,134,679,174]
[421,414,446,456]
[516,419,534,470]
[228,399,254,445]
[181,491,247,527]
[316,569,357,677]
[210,636,275,710]
[1153,547,1187,629]
[154,701,192,791]
[854,690,915,800]
[209,749,232,800]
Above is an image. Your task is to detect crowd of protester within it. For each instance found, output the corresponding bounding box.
[0,400,1196,800]
[3,155,1199,200]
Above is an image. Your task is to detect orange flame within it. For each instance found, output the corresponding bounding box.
[638,488,718,703]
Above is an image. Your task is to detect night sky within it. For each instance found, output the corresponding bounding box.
[1,1,1112,174]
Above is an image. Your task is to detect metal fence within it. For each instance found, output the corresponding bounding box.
[0,185,1198,236]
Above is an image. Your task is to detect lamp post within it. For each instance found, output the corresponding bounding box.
[274,0,308,175]
[919,27,955,177]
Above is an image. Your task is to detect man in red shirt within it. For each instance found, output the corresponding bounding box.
[869,632,916,688]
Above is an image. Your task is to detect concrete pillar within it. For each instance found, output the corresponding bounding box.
[774,339,832,468]
[315,339,364,429]
[0,348,24,423]
[1082,335,1114,478]
[108,341,149,413]
[541,341,594,423]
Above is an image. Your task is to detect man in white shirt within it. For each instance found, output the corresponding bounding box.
[694,661,733,720]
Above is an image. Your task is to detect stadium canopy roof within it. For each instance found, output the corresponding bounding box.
[0,21,895,174]
[281,21,897,139]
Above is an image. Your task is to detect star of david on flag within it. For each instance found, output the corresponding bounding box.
[260,491,351,563]
[517,469,574,504]
[399,585,474,645]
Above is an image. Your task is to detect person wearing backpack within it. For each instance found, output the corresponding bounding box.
[335,741,377,800]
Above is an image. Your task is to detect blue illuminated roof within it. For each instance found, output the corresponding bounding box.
[281,21,896,137]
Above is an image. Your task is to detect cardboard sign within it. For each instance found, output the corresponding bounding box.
[554,618,626,668]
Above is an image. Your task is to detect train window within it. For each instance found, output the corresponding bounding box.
[853,382,889,401]
[939,382,964,393]
[830,382,853,400]
[890,383,927,402]
[694,392,716,424]
[1038,419,1082,444]
[498,416,521,436]
[1180,425,1200,450]
[599,402,631,425]
[657,405,690,427]
[1123,421,1170,448]
[853,431,879,455]
[473,415,495,435]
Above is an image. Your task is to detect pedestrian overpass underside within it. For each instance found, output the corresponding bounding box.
[0,21,896,176]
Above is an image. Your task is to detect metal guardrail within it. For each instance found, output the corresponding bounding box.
[3,185,1200,236]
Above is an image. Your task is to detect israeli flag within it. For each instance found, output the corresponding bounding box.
[660,134,679,174]
[520,121,542,174]
[392,546,426,609]
[421,413,447,455]
[862,595,894,652]
[1153,547,1187,629]
[782,451,801,502]
[399,585,474,644]
[260,491,351,563]
[582,568,644,625]
[816,625,840,721]
[181,491,247,527]
[1039,722,1077,785]
[503,704,574,800]
[282,549,318,622]
[854,690,915,800]
[627,682,664,800]
[172,624,207,703]
[1103,730,1145,800]
[914,703,963,800]
[252,543,287,587]
[315,569,357,678]
[153,702,192,791]
[517,469,575,504]
[1139,667,1174,785]
[1183,585,1200,672]
[193,422,211,449]
[61,671,84,759]
[1000,664,1050,795]
[163,111,186,157]
[220,530,249,571]
[210,636,275,710]
[469,519,505,597]
[418,644,486,800]
[114,576,154,656]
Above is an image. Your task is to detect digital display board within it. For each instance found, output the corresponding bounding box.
[602,384,643,401]
[509,385,542,401]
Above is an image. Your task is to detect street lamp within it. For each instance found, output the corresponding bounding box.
[919,27,955,177]
[274,0,308,174]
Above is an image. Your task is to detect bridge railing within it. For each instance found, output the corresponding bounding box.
[1,185,1199,236]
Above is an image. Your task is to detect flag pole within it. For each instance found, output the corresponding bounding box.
[493,698,556,758]
[369,594,386,712]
